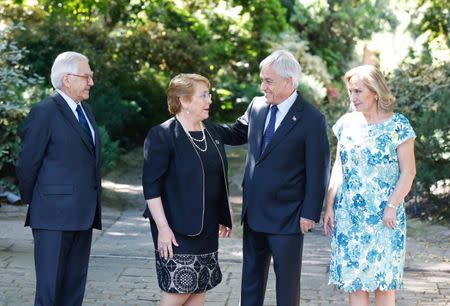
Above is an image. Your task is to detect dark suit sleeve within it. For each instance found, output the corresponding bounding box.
[16,104,51,204]
[142,126,171,200]
[301,114,330,222]
[214,102,252,145]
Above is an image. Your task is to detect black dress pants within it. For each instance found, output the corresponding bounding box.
[32,229,92,306]
[240,222,304,306]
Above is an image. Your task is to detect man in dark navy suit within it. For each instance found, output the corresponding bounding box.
[16,51,101,306]
[233,50,330,306]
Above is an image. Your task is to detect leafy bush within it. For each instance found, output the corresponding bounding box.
[98,126,121,174]
[288,0,397,78]
[0,25,43,179]
[0,104,28,174]
[1,0,288,143]
[388,60,450,200]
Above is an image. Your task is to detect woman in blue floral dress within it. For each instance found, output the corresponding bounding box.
[323,65,416,306]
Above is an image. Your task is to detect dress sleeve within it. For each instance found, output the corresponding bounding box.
[142,126,171,200]
[392,113,416,148]
[332,114,346,141]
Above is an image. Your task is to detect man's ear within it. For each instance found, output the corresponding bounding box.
[286,76,294,87]
[61,74,71,89]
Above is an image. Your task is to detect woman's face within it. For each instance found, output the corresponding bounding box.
[182,82,212,122]
[347,76,378,113]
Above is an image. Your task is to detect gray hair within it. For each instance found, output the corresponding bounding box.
[51,51,89,89]
[259,50,301,88]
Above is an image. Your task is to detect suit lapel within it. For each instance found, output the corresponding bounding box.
[258,94,305,161]
[252,102,270,160]
[53,92,95,155]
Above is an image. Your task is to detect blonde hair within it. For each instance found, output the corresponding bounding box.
[344,65,395,112]
[166,73,211,115]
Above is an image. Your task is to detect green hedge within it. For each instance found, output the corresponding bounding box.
[0,104,28,177]
[388,61,450,200]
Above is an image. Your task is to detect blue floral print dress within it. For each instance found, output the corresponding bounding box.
[328,112,416,292]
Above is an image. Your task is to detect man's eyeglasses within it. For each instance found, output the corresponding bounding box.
[68,73,94,81]
[195,93,212,100]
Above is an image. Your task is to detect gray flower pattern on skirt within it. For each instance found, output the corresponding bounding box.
[155,251,222,293]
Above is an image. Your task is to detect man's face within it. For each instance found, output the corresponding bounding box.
[63,61,94,102]
[259,64,293,104]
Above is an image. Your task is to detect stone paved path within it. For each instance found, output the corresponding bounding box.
[1,148,449,305]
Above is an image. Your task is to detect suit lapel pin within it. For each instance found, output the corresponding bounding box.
[292,116,297,121]
[215,140,220,144]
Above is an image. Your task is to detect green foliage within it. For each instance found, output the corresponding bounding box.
[0,104,28,174]
[388,60,450,198]
[411,0,449,46]
[0,25,43,178]
[1,0,287,144]
[288,0,397,78]
[98,126,121,174]
[0,25,43,105]
[210,75,260,123]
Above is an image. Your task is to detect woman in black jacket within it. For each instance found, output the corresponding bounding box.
[142,73,245,306]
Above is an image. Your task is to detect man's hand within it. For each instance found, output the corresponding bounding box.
[300,217,315,234]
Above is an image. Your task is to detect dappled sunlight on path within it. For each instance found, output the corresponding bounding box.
[102,180,142,194]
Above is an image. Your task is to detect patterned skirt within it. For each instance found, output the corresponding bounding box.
[155,250,222,293]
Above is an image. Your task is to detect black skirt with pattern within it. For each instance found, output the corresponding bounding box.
[155,251,222,293]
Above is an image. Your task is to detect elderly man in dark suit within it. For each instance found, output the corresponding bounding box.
[16,51,101,306]
[227,50,330,306]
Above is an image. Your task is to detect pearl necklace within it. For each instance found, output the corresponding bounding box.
[189,129,207,152]
[176,117,208,152]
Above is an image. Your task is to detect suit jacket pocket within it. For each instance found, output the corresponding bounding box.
[277,188,304,201]
[40,184,73,195]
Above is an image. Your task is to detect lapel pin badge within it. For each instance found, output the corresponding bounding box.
[292,116,297,121]
[215,140,220,144]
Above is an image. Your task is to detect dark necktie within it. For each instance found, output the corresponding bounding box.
[76,104,93,144]
[262,105,278,151]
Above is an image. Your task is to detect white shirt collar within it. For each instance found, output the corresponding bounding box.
[56,89,80,113]
[273,90,298,115]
